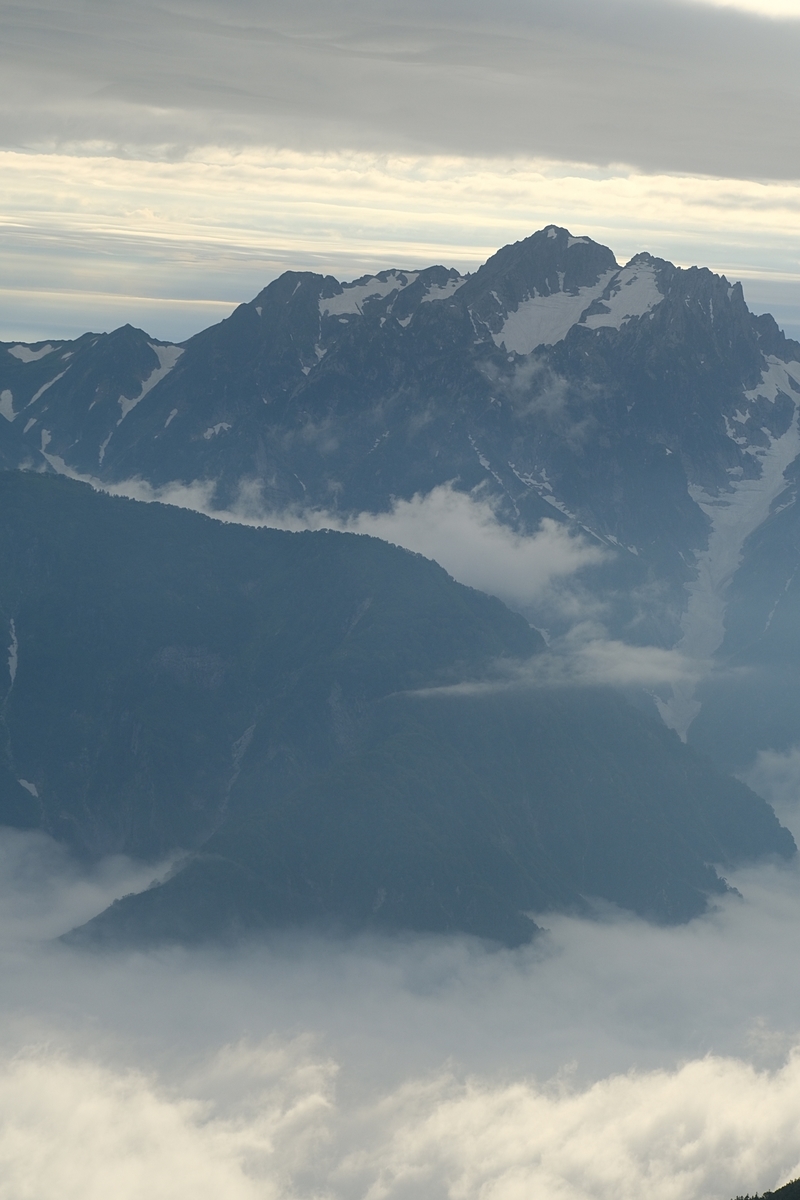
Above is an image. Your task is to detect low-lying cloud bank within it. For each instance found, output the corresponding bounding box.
[4,1038,800,1200]
[3,827,800,1200]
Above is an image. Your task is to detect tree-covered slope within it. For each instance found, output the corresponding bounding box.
[734,1178,800,1200]
[0,472,791,945]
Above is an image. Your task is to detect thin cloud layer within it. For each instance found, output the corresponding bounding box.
[535,631,708,688]
[408,635,709,697]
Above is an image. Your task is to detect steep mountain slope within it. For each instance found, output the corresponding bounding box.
[0,472,790,946]
[3,226,800,769]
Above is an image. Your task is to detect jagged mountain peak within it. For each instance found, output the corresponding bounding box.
[460,225,619,309]
[460,231,665,354]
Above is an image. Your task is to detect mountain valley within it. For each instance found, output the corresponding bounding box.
[2,226,800,944]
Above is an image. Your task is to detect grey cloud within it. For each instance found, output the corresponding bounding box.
[3,0,800,178]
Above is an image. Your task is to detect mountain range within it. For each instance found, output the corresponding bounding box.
[2,224,799,943]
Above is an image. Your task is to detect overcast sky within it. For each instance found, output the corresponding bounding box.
[3,0,800,337]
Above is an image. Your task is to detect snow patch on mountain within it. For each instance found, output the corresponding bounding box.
[421,277,466,303]
[28,371,67,407]
[582,261,664,330]
[743,357,800,405]
[0,391,14,422]
[117,345,183,424]
[492,271,617,354]
[320,272,419,317]
[7,344,56,363]
[657,356,800,739]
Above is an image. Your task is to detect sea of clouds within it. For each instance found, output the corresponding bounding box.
[1,741,800,1200]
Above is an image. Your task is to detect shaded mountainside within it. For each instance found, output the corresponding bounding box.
[4,226,800,775]
[0,473,792,946]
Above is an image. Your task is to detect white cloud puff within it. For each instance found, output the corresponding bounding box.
[3,1038,800,1200]
[337,486,607,607]
[0,1051,263,1200]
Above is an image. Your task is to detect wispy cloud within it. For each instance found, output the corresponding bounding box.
[409,628,710,698]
